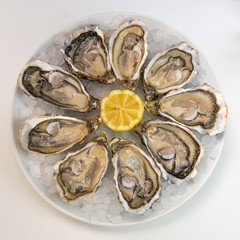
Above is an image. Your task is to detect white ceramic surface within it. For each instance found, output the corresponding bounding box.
[11,13,224,227]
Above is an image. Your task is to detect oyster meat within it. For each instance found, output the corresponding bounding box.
[109,20,148,90]
[18,59,99,112]
[54,132,109,201]
[61,26,114,84]
[143,42,199,100]
[19,115,101,155]
[145,84,228,135]
[135,120,204,184]
[110,138,162,214]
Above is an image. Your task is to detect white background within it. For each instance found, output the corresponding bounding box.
[1,0,240,239]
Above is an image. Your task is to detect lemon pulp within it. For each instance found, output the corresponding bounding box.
[101,90,144,131]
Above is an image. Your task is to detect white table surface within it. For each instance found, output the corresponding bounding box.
[1,0,239,239]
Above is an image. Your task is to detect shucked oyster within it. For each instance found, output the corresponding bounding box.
[110,138,162,214]
[18,59,99,112]
[145,84,228,135]
[19,115,101,155]
[109,20,148,90]
[135,120,204,184]
[54,132,109,201]
[143,42,199,100]
[61,25,115,84]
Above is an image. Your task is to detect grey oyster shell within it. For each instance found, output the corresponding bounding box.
[109,20,148,90]
[110,137,162,214]
[19,115,101,155]
[144,84,228,136]
[143,42,199,100]
[135,120,204,184]
[61,25,115,84]
[18,59,100,112]
[54,132,109,201]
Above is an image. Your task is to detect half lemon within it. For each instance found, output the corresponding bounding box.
[101,90,144,131]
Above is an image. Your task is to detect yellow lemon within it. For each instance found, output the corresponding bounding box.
[101,90,144,131]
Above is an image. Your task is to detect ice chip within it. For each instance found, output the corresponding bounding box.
[176,183,187,195]
[82,203,93,215]
[109,214,122,224]
[29,160,41,178]
[151,29,163,42]
[96,209,107,222]
[162,184,176,198]
[161,196,173,210]
[47,181,58,194]
[19,107,33,119]
[149,42,161,54]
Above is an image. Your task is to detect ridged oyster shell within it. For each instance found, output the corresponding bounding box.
[18,59,100,112]
[135,120,204,185]
[61,25,115,84]
[110,137,162,214]
[53,132,109,201]
[109,20,148,90]
[143,42,199,100]
[145,84,228,136]
[19,115,101,155]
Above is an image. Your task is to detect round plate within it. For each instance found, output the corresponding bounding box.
[12,13,224,227]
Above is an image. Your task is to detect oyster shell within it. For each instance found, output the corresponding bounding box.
[61,25,115,84]
[145,84,228,135]
[109,20,148,90]
[143,42,199,100]
[19,115,101,155]
[135,120,204,184]
[53,132,109,201]
[110,137,162,214]
[18,59,99,112]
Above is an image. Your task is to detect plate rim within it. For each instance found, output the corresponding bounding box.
[11,12,225,227]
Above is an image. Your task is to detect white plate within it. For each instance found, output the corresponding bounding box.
[11,13,224,227]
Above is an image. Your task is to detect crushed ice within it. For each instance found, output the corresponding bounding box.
[17,14,221,225]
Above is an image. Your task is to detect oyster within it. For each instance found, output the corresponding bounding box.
[145,84,228,135]
[143,42,199,100]
[19,115,101,155]
[61,26,114,84]
[135,120,204,184]
[109,20,148,90]
[110,138,162,214]
[18,59,99,112]
[53,132,109,201]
